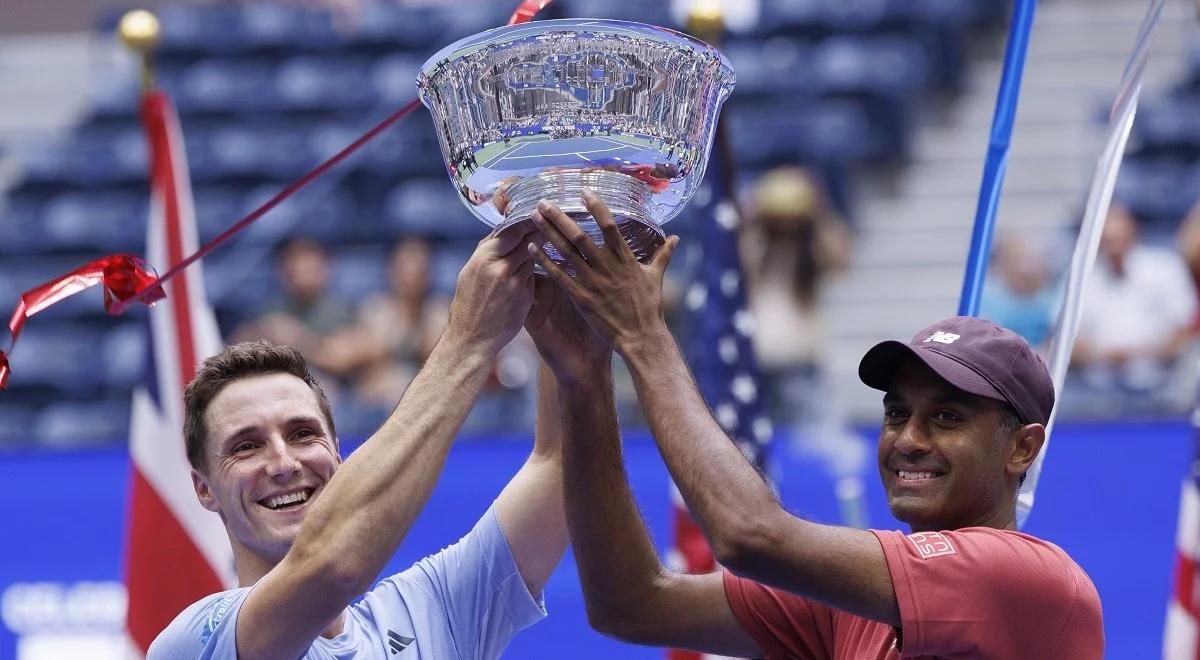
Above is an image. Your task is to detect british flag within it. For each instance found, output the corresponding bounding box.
[123,90,235,655]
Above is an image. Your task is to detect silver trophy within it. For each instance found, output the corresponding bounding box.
[417,19,735,267]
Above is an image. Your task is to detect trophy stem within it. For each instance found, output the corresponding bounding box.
[501,168,666,268]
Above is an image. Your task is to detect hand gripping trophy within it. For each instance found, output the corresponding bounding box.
[418,19,735,270]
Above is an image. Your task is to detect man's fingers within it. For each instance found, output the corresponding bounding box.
[528,242,582,297]
[537,199,604,263]
[502,241,534,273]
[493,219,541,256]
[650,234,680,276]
[531,209,590,274]
[583,188,632,261]
[513,254,536,282]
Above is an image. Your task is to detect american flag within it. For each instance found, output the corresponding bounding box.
[669,133,773,660]
[123,90,236,655]
[1165,407,1200,659]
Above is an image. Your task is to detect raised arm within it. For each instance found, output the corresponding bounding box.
[237,226,539,660]
[493,360,569,596]
[529,194,901,627]
[524,271,760,656]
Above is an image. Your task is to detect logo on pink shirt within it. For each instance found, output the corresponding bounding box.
[907,532,956,559]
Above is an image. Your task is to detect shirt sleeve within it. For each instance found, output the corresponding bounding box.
[722,569,834,659]
[872,528,1100,658]
[146,588,251,660]
[370,504,546,660]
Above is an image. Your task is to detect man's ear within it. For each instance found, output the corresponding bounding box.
[192,469,221,513]
[1007,423,1046,479]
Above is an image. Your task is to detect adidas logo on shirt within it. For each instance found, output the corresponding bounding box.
[387,630,414,655]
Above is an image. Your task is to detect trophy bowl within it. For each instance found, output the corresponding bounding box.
[417,18,735,268]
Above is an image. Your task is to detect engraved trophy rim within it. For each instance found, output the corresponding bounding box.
[417,18,734,81]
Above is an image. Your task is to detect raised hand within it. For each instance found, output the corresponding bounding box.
[526,190,679,356]
[446,220,540,358]
[525,272,611,385]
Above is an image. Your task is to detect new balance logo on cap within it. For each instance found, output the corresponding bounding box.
[924,331,960,345]
[388,630,414,655]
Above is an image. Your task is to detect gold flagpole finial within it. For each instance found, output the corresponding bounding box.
[687,0,725,42]
[118,9,161,92]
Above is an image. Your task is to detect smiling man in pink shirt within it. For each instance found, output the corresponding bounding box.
[525,194,1104,659]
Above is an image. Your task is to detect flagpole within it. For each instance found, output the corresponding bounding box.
[118,9,161,94]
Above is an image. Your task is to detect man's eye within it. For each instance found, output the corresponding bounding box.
[935,410,962,423]
[232,442,256,453]
[883,408,906,423]
[293,428,316,439]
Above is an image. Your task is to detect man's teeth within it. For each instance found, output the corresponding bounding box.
[898,470,938,480]
[264,490,310,510]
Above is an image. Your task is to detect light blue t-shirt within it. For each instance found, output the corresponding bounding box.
[148,505,545,659]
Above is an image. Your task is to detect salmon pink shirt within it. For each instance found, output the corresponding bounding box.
[723,527,1103,659]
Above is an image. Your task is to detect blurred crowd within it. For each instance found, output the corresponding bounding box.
[227,163,1200,435]
[983,200,1200,416]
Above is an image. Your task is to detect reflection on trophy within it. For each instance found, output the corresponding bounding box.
[417,19,735,269]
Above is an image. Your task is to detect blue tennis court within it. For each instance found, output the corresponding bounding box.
[482,135,647,170]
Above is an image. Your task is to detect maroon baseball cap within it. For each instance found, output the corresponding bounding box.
[857,316,1054,425]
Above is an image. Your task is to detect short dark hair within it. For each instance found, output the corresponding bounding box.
[183,341,337,473]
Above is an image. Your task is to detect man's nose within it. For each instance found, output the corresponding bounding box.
[893,419,932,456]
[263,438,301,478]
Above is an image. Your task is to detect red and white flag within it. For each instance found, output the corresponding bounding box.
[123,90,235,656]
[1166,459,1200,660]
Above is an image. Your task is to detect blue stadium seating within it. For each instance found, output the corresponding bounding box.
[1115,158,1200,230]
[32,398,131,447]
[728,99,877,166]
[7,324,107,394]
[1131,94,1200,161]
[329,245,388,300]
[0,402,39,446]
[0,0,1017,444]
[383,179,483,239]
[723,37,819,98]
[41,190,146,253]
[100,322,148,389]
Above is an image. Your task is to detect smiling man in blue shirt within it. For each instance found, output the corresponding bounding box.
[150,226,576,659]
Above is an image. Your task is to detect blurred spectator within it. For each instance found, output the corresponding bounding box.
[351,237,450,406]
[742,167,867,523]
[1074,204,1197,393]
[233,236,358,382]
[742,166,852,423]
[980,233,1059,350]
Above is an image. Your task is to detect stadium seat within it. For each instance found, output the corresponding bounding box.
[42,190,146,252]
[32,399,130,448]
[276,56,377,112]
[100,322,148,389]
[329,245,388,299]
[559,0,676,28]
[371,53,426,105]
[1131,95,1200,161]
[723,36,818,98]
[155,3,249,54]
[7,324,107,393]
[813,36,928,99]
[1114,158,1200,230]
[430,244,474,296]
[0,403,39,446]
[383,179,482,239]
[176,59,280,115]
[0,194,51,255]
[728,99,876,166]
